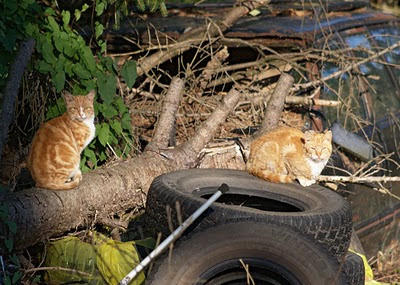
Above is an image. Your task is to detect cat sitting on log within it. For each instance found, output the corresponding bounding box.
[247,126,332,187]
[28,90,96,190]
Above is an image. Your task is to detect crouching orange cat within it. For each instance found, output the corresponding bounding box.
[28,90,96,190]
[246,126,332,187]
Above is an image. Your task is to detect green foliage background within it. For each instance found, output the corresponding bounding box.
[0,0,165,173]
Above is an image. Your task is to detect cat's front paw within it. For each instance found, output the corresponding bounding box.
[297,178,316,187]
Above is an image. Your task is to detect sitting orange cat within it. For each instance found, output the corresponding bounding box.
[28,90,96,190]
[247,126,332,187]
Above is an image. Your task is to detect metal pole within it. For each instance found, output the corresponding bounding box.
[119,183,229,285]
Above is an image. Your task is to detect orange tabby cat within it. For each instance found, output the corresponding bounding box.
[247,126,332,187]
[28,90,96,190]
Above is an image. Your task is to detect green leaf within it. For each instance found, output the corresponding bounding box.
[25,23,39,37]
[101,56,116,74]
[41,40,57,64]
[97,124,110,146]
[99,151,107,161]
[44,7,56,16]
[74,9,81,21]
[5,1,18,14]
[5,238,13,251]
[53,35,64,53]
[37,60,53,73]
[84,148,97,165]
[62,10,71,27]
[100,41,106,53]
[100,104,118,119]
[95,2,106,16]
[45,97,65,121]
[47,16,60,33]
[53,71,65,92]
[4,276,11,285]
[12,271,22,284]
[64,61,73,76]
[95,22,104,40]
[97,73,116,105]
[114,97,128,114]
[10,254,20,267]
[81,164,90,172]
[81,3,89,12]
[82,46,96,72]
[121,60,137,89]
[81,79,97,92]
[111,121,122,134]
[0,32,17,52]
[121,113,132,132]
[7,220,16,234]
[73,63,91,79]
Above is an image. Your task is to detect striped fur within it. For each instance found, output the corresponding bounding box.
[28,90,95,190]
[246,126,332,186]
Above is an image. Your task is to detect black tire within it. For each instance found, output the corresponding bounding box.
[146,221,350,285]
[145,168,352,260]
[342,252,365,285]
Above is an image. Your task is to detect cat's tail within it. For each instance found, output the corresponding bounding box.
[249,168,294,183]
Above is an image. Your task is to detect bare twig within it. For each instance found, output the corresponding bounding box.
[23,266,91,276]
[318,175,400,183]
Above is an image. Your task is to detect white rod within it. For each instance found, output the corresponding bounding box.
[119,183,229,285]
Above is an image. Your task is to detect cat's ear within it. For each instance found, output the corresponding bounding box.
[324,130,332,141]
[86,90,96,101]
[63,91,74,104]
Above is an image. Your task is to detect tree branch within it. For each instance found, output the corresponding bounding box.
[255,72,294,136]
[145,77,185,152]
[168,87,241,168]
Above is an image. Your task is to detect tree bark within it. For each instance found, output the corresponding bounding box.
[0,83,241,251]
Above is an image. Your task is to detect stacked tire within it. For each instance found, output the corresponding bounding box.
[144,169,365,284]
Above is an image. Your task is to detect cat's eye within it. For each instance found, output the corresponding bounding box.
[70,107,78,112]
[84,107,92,111]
